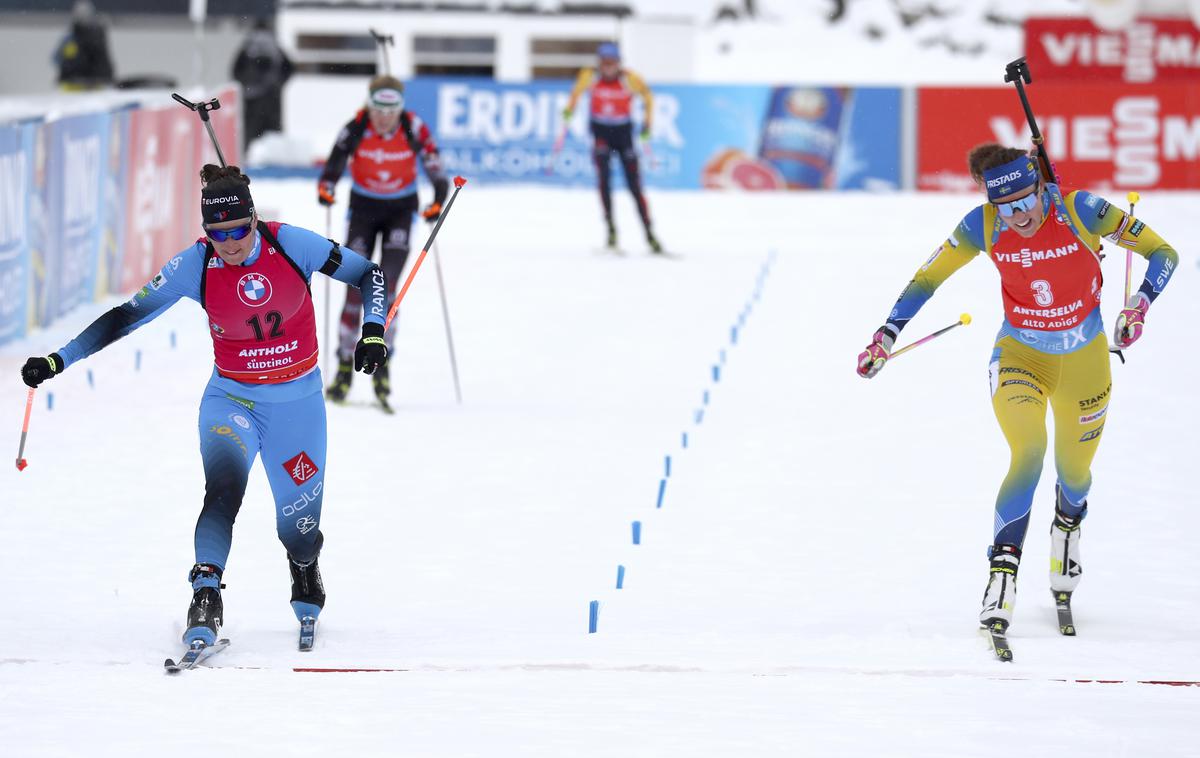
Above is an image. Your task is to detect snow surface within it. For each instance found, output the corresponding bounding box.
[2,183,1198,755]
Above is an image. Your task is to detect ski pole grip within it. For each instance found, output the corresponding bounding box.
[175,92,227,166]
[172,93,221,122]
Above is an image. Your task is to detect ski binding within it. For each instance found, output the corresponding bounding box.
[164,638,230,674]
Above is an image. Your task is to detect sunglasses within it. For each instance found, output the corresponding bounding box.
[994,188,1041,218]
[205,221,254,242]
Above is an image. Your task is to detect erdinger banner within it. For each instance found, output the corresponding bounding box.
[917,83,1200,191]
[402,79,902,190]
[1025,17,1200,83]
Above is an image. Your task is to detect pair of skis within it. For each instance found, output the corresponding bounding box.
[164,615,317,673]
[983,590,1076,663]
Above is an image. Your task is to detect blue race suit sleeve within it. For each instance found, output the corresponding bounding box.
[56,245,205,370]
[276,223,387,326]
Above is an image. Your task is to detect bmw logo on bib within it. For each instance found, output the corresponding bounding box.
[237,272,273,307]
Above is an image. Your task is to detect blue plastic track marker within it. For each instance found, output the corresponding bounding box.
[135,350,142,371]
[695,408,704,425]
[46,392,53,411]
[731,326,738,345]
[170,331,177,349]
[632,521,642,545]
[712,365,720,383]
[682,431,688,449]
[86,369,94,388]
[656,478,666,509]
[588,600,599,633]
[664,455,671,478]
[616,565,625,589]
[703,390,710,405]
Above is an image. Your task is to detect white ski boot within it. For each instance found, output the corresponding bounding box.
[1049,487,1086,593]
[980,544,1021,628]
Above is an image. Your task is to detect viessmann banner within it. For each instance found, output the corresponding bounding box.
[1025,17,1200,83]
[402,79,904,191]
[917,83,1200,191]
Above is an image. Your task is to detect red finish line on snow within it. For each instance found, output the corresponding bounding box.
[281,668,1200,685]
[293,667,411,673]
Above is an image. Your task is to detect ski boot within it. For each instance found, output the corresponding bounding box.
[1050,486,1086,634]
[372,362,394,414]
[646,230,663,254]
[325,357,353,403]
[979,544,1021,630]
[605,220,618,250]
[289,551,326,623]
[1049,486,1086,593]
[183,563,224,645]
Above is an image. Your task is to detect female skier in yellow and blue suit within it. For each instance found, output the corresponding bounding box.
[857,144,1178,632]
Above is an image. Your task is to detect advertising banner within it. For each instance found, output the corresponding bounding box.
[120,104,201,293]
[917,83,1200,191]
[0,119,36,346]
[116,88,241,294]
[100,106,131,296]
[41,111,110,322]
[1025,17,1200,83]
[403,79,903,191]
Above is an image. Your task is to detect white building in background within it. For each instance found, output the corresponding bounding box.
[275,3,697,83]
[263,0,1200,163]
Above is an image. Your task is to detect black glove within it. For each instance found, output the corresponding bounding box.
[354,323,388,375]
[22,353,64,388]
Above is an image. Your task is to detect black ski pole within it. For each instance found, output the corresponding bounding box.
[1003,57,1056,183]
[172,93,227,167]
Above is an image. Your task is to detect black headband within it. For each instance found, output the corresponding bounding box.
[201,183,254,226]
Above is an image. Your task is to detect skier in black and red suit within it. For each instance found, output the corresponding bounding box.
[318,75,449,411]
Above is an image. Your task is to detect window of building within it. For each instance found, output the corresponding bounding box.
[294,33,376,75]
[530,37,608,79]
[413,35,496,77]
